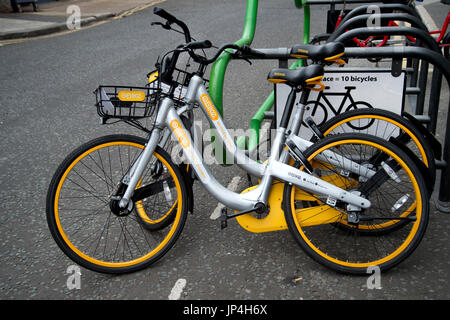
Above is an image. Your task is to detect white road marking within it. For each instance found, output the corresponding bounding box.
[210,176,242,220]
[168,278,186,300]
[415,4,439,32]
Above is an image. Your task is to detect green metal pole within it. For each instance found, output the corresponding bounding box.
[209,0,258,116]
[208,0,258,163]
[303,3,311,44]
[208,0,310,157]
[237,1,310,151]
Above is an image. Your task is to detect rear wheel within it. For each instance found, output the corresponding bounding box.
[283,133,429,274]
[46,134,189,274]
[319,108,436,188]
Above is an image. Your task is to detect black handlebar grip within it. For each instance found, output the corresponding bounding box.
[153,7,177,23]
[186,40,212,50]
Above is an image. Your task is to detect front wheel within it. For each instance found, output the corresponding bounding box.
[46,134,189,274]
[283,133,429,274]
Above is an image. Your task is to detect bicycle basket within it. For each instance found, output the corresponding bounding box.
[94,85,159,121]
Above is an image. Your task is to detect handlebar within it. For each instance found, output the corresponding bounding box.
[201,44,266,64]
[153,7,267,65]
[153,7,192,42]
[183,40,213,50]
[153,7,268,85]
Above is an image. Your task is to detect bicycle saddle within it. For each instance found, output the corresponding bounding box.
[267,64,324,88]
[290,41,345,64]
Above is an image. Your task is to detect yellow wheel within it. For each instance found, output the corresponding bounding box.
[308,108,436,234]
[46,135,188,274]
[319,108,436,189]
[283,133,429,274]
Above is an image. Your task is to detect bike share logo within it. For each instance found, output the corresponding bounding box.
[200,94,219,120]
[170,120,190,149]
[118,90,146,102]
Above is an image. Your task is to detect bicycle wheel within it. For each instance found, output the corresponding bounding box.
[319,108,436,188]
[46,134,189,274]
[304,101,328,127]
[283,133,429,274]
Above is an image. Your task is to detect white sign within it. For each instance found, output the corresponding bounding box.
[276,68,406,138]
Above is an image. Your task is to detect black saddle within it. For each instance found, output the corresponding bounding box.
[267,64,324,87]
[290,41,345,63]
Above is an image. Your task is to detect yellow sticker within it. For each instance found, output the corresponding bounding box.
[148,71,158,83]
[170,120,190,149]
[118,91,146,102]
[200,94,219,121]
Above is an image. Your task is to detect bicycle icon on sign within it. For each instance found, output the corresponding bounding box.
[305,86,374,129]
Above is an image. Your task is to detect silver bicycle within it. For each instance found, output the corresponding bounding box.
[46,8,429,275]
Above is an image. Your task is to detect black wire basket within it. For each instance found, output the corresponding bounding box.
[94,62,209,131]
[94,85,160,122]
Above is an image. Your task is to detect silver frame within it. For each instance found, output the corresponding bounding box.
[119,75,372,212]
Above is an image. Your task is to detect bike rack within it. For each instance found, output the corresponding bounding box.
[207,0,450,211]
[335,3,421,24]
[330,13,428,39]
[333,26,441,123]
[343,46,450,209]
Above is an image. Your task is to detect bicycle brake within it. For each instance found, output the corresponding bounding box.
[151,21,172,30]
[229,51,252,65]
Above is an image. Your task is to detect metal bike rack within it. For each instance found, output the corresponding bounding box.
[333,26,441,122]
[335,3,421,23]
[330,13,428,38]
[342,47,450,211]
[207,0,450,211]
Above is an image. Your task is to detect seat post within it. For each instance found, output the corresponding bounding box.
[299,88,311,105]
[279,87,297,129]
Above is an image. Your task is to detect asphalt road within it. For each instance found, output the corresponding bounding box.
[1,0,450,300]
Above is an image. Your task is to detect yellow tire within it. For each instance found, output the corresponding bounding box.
[46,135,188,274]
[283,133,429,274]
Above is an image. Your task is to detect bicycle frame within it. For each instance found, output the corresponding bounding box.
[118,75,372,212]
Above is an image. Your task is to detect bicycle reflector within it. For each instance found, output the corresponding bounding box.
[148,71,159,84]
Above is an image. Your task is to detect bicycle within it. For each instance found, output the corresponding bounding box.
[46,7,430,275]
